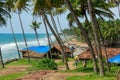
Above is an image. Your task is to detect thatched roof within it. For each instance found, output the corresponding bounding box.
[54,45,72,53]
[78,48,120,59]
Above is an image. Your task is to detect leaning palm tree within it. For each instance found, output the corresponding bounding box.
[66,0,114,72]
[14,0,30,63]
[0,1,9,27]
[42,16,52,59]
[30,20,41,46]
[0,1,9,68]
[5,0,21,59]
[87,0,105,76]
[32,0,69,70]
[64,0,98,73]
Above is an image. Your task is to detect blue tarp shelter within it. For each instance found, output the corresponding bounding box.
[22,46,51,54]
[108,54,120,63]
[20,46,61,58]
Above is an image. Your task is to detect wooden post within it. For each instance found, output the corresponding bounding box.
[0,47,4,68]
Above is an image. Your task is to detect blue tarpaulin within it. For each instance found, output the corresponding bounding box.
[108,54,120,63]
[22,46,51,54]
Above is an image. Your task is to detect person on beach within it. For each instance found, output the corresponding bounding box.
[74,55,79,68]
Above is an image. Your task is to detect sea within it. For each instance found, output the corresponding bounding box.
[0,33,55,61]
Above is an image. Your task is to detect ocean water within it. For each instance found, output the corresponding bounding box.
[0,33,55,60]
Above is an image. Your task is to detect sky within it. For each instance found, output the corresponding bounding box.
[0,10,70,34]
[0,7,119,34]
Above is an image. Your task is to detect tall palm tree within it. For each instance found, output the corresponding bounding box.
[0,47,4,68]
[32,0,69,70]
[66,0,113,72]
[42,11,69,70]
[105,0,120,17]
[0,1,9,26]
[30,20,41,46]
[14,0,30,63]
[87,0,105,76]
[64,0,98,73]
[0,1,10,68]
[5,0,21,59]
[42,16,52,59]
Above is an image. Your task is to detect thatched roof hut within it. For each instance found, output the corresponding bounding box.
[20,46,59,58]
[78,48,120,60]
[20,45,73,58]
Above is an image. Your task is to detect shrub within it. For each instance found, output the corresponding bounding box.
[33,58,57,70]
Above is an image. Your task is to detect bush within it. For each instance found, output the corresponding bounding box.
[33,58,57,70]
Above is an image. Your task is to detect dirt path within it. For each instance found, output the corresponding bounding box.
[17,70,90,80]
[68,60,76,70]
[17,61,90,80]
[0,65,30,76]
[0,60,89,80]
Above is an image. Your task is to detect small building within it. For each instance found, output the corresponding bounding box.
[54,45,73,57]
[20,45,73,59]
[78,48,120,60]
[20,46,60,59]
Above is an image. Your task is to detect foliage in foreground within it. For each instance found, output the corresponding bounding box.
[0,72,26,80]
[32,58,57,70]
[67,74,115,80]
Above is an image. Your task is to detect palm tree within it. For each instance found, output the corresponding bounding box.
[66,0,113,72]
[32,0,69,70]
[5,0,21,59]
[105,0,120,17]
[64,0,98,73]
[0,47,4,68]
[30,20,41,46]
[0,0,10,68]
[0,1,9,26]
[42,11,69,70]
[14,0,30,63]
[42,16,52,59]
[87,0,105,76]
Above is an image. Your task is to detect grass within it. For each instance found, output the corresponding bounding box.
[1,58,119,80]
[67,74,116,80]
[65,60,119,80]
[6,58,37,66]
[0,72,27,80]
[56,61,65,66]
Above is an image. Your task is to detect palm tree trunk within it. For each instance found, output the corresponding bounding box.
[43,17,52,59]
[18,12,30,63]
[64,0,98,73]
[97,25,110,71]
[41,9,69,70]
[50,11,64,44]
[34,30,40,46]
[50,11,66,62]
[87,0,105,76]
[9,17,21,59]
[56,13,68,44]
[0,47,4,68]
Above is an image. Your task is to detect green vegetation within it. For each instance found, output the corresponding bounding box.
[6,59,37,66]
[0,58,119,80]
[63,19,120,46]
[0,72,27,80]
[67,75,115,80]
[32,58,57,70]
[56,61,65,66]
[63,60,118,80]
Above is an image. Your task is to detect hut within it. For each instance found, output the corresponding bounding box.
[20,45,73,59]
[20,46,61,59]
[78,48,120,60]
[54,45,73,57]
